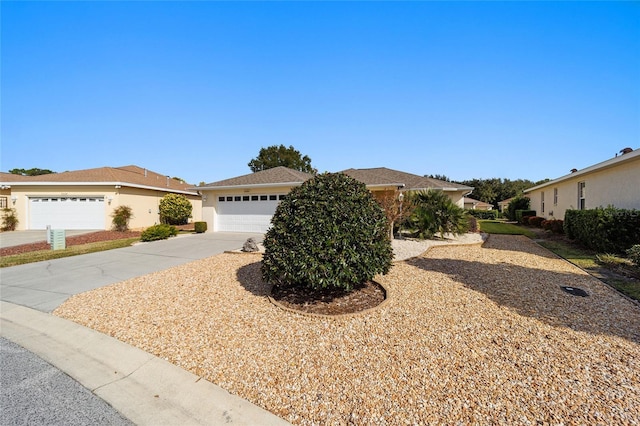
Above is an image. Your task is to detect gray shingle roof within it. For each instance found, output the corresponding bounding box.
[341,167,473,191]
[201,166,314,188]
[0,165,197,194]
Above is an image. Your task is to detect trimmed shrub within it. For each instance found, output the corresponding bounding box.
[262,172,393,292]
[111,205,133,232]
[140,224,178,242]
[516,210,536,224]
[528,216,545,227]
[564,207,640,254]
[541,219,564,234]
[466,209,498,220]
[1,208,19,231]
[159,194,193,225]
[194,221,207,233]
[507,196,530,221]
[627,245,640,267]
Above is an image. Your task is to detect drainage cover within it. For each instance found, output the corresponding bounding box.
[561,286,589,297]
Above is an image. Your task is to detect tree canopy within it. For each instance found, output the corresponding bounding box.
[248,145,317,174]
[457,177,549,209]
[9,168,55,176]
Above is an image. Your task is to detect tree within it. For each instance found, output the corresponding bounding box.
[374,189,415,239]
[9,168,55,176]
[248,145,317,174]
[262,173,393,292]
[506,195,531,221]
[159,194,192,225]
[426,174,451,182]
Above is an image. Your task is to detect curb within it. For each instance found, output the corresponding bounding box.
[0,301,291,426]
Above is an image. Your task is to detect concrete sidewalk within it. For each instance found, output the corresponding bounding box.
[0,301,290,425]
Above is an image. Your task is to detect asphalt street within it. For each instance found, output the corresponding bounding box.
[1,337,132,426]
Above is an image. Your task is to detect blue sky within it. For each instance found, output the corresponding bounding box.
[2,1,638,185]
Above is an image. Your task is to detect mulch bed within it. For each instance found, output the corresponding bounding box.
[270,280,386,315]
[0,231,141,256]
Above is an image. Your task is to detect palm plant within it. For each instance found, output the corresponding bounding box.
[407,190,469,239]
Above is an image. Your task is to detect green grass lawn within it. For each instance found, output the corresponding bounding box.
[0,237,140,268]
[478,220,536,238]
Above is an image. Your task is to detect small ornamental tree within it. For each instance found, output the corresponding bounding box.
[262,172,393,291]
[111,205,133,232]
[374,189,415,239]
[159,193,192,225]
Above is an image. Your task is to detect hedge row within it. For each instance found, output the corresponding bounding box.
[466,210,498,220]
[564,207,640,254]
[515,210,536,224]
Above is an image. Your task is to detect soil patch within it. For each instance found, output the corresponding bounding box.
[270,280,386,315]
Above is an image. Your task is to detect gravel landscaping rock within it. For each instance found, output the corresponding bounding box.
[55,234,640,425]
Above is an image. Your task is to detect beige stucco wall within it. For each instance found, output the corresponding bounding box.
[526,157,640,220]
[6,185,201,231]
[115,187,202,230]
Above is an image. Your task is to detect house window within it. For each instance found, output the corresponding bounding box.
[279,194,286,200]
[553,188,558,206]
[251,195,259,201]
[541,192,545,214]
[226,196,233,202]
[269,195,277,201]
[0,197,6,208]
[578,182,586,210]
[243,196,250,201]
[219,197,225,202]
[234,196,241,202]
[260,195,268,201]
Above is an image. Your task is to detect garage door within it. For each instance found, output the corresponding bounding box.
[29,197,106,230]
[216,194,284,233]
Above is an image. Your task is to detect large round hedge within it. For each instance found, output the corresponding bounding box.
[262,172,393,291]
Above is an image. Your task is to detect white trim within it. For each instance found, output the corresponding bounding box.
[524,149,639,193]
[195,182,305,191]
[0,181,199,196]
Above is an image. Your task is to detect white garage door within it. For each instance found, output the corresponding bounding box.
[29,197,106,230]
[216,194,284,233]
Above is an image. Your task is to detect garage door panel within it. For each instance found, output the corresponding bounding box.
[216,198,279,233]
[29,197,105,229]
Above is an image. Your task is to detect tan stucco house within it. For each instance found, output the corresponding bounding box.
[0,165,201,230]
[463,197,493,211]
[523,148,640,220]
[196,166,473,233]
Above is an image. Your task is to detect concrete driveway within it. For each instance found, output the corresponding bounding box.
[0,230,100,248]
[0,232,263,313]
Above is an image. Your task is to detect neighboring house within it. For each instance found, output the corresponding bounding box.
[196,166,314,233]
[196,166,473,233]
[523,148,640,220]
[0,165,201,230]
[497,197,515,213]
[463,197,493,211]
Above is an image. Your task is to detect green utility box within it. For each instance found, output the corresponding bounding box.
[50,229,66,250]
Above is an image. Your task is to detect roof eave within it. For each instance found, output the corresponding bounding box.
[194,181,306,191]
[1,181,198,196]
[524,149,639,193]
